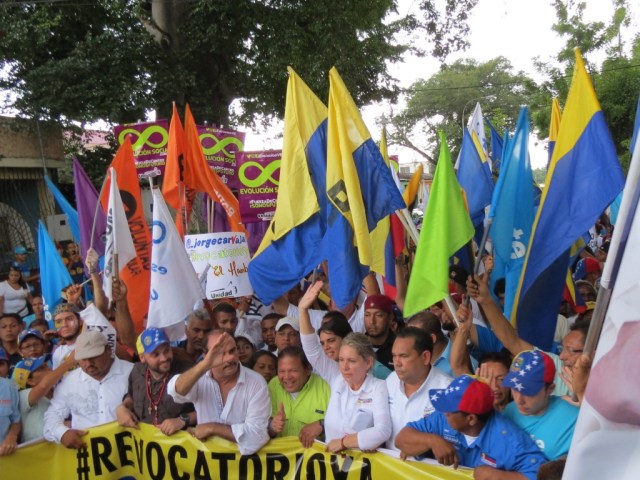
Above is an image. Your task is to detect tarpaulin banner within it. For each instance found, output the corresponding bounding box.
[237,150,281,224]
[185,232,253,299]
[0,422,474,479]
[197,126,246,189]
[114,120,169,178]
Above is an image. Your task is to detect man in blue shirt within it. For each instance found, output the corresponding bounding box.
[501,350,578,460]
[396,374,546,480]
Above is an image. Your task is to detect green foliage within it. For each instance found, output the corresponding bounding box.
[532,168,548,186]
[388,57,537,163]
[0,0,479,129]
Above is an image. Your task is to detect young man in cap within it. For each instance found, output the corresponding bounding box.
[43,330,133,449]
[116,328,195,436]
[17,329,47,360]
[363,294,396,371]
[396,374,546,480]
[168,330,271,455]
[274,317,301,354]
[501,350,579,460]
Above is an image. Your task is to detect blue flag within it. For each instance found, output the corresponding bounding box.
[38,220,73,309]
[44,175,80,243]
[325,68,406,308]
[489,107,535,320]
[512,51,625,350]
[249,68,328,305]
[457,129,494,227]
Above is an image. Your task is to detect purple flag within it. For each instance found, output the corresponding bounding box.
[73,157,107,266]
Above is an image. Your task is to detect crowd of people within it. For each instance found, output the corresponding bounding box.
[0,223,609,479]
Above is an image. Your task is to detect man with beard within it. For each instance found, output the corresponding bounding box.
[363,295,396,371]
[168,330,270,455]
[43,331,133,449]
[116,328,195,435]
[176,309,214,363]
[51,304,84,368]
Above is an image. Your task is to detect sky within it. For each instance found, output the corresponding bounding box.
[245,0,639,171]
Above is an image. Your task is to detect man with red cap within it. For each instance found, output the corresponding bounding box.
[396,374,546,479]
[363,294,396,371]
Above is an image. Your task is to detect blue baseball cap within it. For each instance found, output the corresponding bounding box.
[136,328,170,355]
[14,246,28,255]
[18,329,46,346]
[0,347,8,363]
[502,350,556,396]
[12,356,48,389]
[429,374,494,415]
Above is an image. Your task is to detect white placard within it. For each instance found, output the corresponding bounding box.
[185,232,253,300]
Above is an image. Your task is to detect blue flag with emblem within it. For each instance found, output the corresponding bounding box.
[325,67,406,309]
[489,107,535,321]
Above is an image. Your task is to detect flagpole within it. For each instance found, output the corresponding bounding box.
[90,173,109,250]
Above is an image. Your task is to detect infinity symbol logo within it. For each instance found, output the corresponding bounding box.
[199,133,244,157]
[118,125,169,150]
[238,160,281,187]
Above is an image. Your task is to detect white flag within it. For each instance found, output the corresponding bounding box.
[103,168,136,300]
[80,303,117,357]
[467,102,488,156]
[563,139,640,479]
[147,188,204,341]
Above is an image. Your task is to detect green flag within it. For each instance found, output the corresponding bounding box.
[404,131,474,317]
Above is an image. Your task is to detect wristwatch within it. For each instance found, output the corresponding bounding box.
[179,413,190,429]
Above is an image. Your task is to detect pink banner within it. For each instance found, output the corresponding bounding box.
[197,126,246,189]
[114,120,169,177]
[237,150,281,223]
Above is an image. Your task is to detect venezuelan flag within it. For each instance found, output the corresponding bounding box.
[547,98,562,168]
[512,50,625,350]
[248,68,328,305]
[324,68,405,309]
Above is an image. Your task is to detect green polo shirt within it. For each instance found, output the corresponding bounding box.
[268,373,330,438]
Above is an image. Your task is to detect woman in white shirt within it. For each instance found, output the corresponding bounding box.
[0,266,31,318]
[324,332,392,453]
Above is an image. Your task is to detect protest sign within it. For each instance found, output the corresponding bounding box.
[237,150,281,223]
[0,422,474,479]
[198,126,246,189]
[114,120,169,178]
[185,232,253,299]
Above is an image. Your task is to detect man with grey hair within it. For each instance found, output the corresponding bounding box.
[176,309,214,363]
[43,330,133,449]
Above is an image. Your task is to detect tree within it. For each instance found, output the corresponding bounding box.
[530,0,638,171]
[386,57,537,165]
[0,0,479,128]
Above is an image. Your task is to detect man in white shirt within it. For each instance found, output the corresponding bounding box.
[385,327,452,450]
[167,330,270,455]
[43,330,133,449]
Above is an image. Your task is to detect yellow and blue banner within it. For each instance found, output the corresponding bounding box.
[0,422,474,479]
[249,68,328,305]
[512,50,625,350]
[325,68,405,309]
[457,129,494,227]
